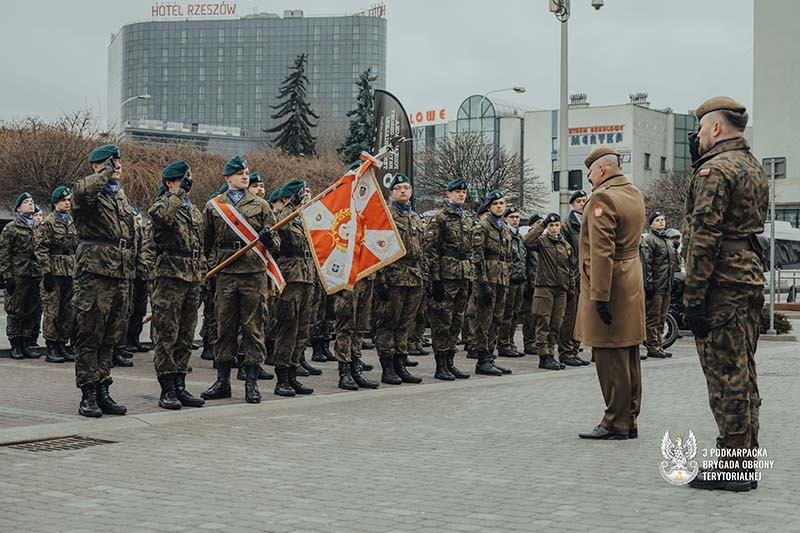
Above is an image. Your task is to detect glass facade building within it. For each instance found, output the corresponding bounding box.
[108,11,387,152]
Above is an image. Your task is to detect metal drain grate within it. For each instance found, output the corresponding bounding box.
[4,435,116,452]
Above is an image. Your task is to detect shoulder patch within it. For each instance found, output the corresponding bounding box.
[593,206,604,218]
[698,168,711,177]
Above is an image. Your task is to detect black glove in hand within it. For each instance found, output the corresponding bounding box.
[104,157,117,174]
[374,283,391,301]
[180,174,193,194]
[43,273,55,292]
[685,303,711,339]
[479,282,494,304]
[5,278,15,296]
[258,227,274,248]
[208,276,216,294]
[431,280,445,302]
[596,301,613,326]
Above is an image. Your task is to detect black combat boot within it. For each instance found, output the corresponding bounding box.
[174,373,205,407]
[10,339,25,360]
[491,357,513,374]
[434,352,455,381]
[322,339,336,361]
[288,366,314,395]
[79,383,103,418]
[244,365,262,404]
[274,367,296,397]
[231,355,243,368]
[350,360,379,389]
[299,353,322,376]
[379,355,402,385]
[257,365,274,380]
[538,355,561,370]
[338,361,359,391]
[96,381,127,415]
[475,352,503,376]
[21,338,38,359]
[394,354,422,384]
[112,347,133,368]
[200,338,215,360]
[56,342,75,362]
[311,339,328,363]
[446,350,470,379]
[45,341,65,363]
[201,360,232,400]
[157,375,182,410]
[360,359,374,371]
[237,365,247,381]
[466,349,479,360]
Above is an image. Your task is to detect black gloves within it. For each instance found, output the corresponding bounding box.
[596,301,613,326]
[479,282,494,304]
[258,227,274,248]
[180,171,193,194]
[523,285,534,299]
[685,303,711,339]
[104,157,117,174]
[208,276,216,294]
[374,283,391,301]
[645,287,655,300]
[43,273,55,292]
[431,280,445,302]
[688,130,701,164]
[5,278,15,296]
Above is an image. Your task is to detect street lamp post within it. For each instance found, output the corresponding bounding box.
[118,94,151,128]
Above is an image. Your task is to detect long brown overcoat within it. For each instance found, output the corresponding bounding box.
[574,175,646,348]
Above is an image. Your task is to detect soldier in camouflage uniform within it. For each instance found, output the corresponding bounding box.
[471,190,513,376]
[71,144,133,417]
[123,210,150,354]
[333,276,380,390]
[310,279,336,364]
[373,174,425,385]
[0,192,42,360]
[262,187,286,367]
[148,161,207,410]
[34,186,78,363]
[497,206,526,358]
[558,190,589,365]
[641,211,677,359]
[521,213,542,355]
[425,178,473,379]
[201,156,279,404]
[682,97,768,492]
[199,187,224,362]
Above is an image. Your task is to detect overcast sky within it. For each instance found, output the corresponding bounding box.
[0,0,755,125]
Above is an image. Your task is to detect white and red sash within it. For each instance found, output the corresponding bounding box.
[211,195,286,293]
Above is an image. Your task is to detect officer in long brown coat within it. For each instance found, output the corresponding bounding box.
[576,147,646,440]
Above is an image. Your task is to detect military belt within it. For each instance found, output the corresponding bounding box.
[161,249,201,259]
[81,238,129,249]
[284,250,311,259]
[614,248,639,261]
[720,238,752,251]
[52,250,75,256]
[441,250,468,260]
[484,254,506,260]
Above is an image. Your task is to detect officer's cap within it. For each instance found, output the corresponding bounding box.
[569,189,588,204]
[544,212,561,226]
[388,173,411,190]
[51,186,71,204]
[88,144,121,163]
[162,160,190,181]
[446,177,468,191]
[694,96,746,121]
[14,192,32,210]
[584,147,620,170]
[223,155,247,176]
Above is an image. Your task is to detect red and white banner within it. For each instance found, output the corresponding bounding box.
[211,196,286,293]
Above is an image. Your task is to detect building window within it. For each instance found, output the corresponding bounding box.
[218,48,224,61]
[255,86,261,99]
[218,29,224,42]
[217,104,223,117]
[217,67,224,81]
[660,156,667,173]
[644,153,651,170]
[199,67,205,81]
[217,86,223,99]
[162,67,168,79]
[180,29,187,44]
[180,86,187,100]
[236,66,243,81]
[198,103,205,116]
[198,86,205,100]
[235,104,243,120]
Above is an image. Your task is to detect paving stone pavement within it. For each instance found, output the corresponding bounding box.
[0,330,797,532]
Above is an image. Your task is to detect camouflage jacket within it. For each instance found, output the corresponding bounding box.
[561,210,582,286]
[508,229,527,284]
[472,214,512,286]
[148,190,205,283]
[682,137,769,307]
[641,230,675,294]
[71,168,137,279]
[424,204,474,282]
[203,190,280,276]
[523,221,574,291]
[274,202,313,284]
[377,202,425,287]
[141,221,156,281]
[0,217,41,279]
[34,212,78,278]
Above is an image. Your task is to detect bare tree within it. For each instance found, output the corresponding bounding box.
[642,171,691,231]
[416,132,547,213]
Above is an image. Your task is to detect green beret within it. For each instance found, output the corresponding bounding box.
[162,160,190,181]
[268,188,283,203]
[447,177,468,191]
[51,186,71,204]
[14,192,32,210]
[34,204,41,214]
[388,173,411,190]
[695,96,746,120]
[280,179,307,199]
[503,206,519,218]
[210,183,229,199]
[154,184,167,202]
[249,172,264,184]
[484,189,504,204]
[88,144,121,163]
[223,155,247,176]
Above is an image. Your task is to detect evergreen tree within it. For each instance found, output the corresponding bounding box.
[266,54,319,156]
[338,68,378,164]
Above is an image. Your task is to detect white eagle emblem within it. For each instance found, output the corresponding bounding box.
[659,430,699,485]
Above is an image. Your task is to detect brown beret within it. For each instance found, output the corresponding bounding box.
[584,147,620,170]
[694,96,746,120]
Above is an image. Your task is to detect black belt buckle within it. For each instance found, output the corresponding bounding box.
[304,250,311,259]
[191,250,200,260]
[118,239,128,249]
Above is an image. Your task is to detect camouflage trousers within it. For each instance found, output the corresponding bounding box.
[126,277,149,344]
[374,284,424,355]
[644,291,670,353]
[498,281,525,349]
[74,273,129,387]
[311,282,334,341]
[521,288,537,352]
[409,292,427,347]
[152,277,201,376]
[200,281,219,344]
[558,284,581,359]
[42,276,74,343]
[462,281,477,351]
[594,345,641,435]
[428,279,469,353]
[4,276,42,340]
[696,284,762,456]
[273,281,314,369]
[334,278,373,363]
[533,286,567,356]
[475,282,508,354]
[214,272,267,365]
